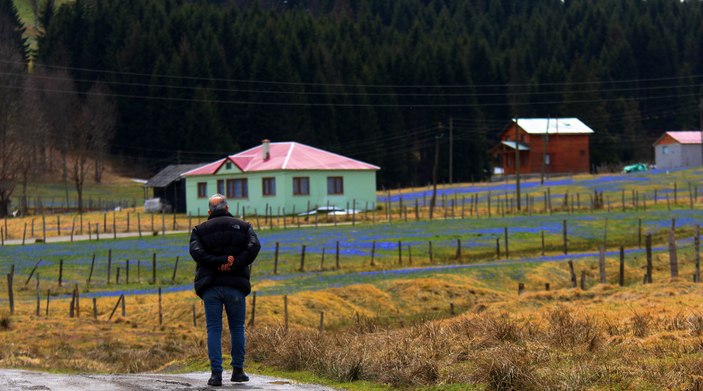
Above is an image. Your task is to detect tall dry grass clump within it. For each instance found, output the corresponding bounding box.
[545,304,603,351]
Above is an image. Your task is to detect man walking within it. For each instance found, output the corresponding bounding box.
[190,194,261,386]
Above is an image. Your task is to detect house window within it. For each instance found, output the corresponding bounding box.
[293,177,310,195]
[225,162,232,170]
[262,177,276,196]
[327,176,343,195]
[662,146,669,155]
[197,182,207,198]
[226,178,248,199]
[217,179,224,195]
[545,154,551,165]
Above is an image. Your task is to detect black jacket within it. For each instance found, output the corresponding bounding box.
[189,210,261,297]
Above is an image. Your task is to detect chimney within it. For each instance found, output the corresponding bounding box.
[262,139,270,161]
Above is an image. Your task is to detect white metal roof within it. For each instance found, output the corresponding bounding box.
[500,141,530,151]
[513,118,594,135]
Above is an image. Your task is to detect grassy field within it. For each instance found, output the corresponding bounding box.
[2,168,703,389]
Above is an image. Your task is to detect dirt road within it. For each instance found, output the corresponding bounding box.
[0,369,338,390]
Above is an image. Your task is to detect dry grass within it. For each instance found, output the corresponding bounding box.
[5,278,703,389]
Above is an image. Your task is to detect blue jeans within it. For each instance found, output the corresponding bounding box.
[202,286,246,372]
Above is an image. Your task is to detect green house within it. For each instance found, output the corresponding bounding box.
[183,140,379,216]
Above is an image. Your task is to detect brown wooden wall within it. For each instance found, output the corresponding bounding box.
[498,124,591,174]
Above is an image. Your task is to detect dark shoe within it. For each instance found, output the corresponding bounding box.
[208,371,223,386]
[231,367,249,382]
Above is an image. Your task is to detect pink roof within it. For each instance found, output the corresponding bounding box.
[183,142,380,176]
[660,131,703,144]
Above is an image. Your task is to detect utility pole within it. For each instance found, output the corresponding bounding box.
[430,123,443,219]
[449,117,453,185]
[541,116,550,185]
[515,117,521,210]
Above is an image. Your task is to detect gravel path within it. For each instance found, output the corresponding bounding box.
[0,369,338,391]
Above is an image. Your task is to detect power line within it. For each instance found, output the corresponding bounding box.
[4,58,703,90]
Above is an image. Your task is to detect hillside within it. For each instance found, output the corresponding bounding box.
[16,0,703,187]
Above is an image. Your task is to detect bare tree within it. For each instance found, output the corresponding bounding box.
[70,83,116,212]
[0,16,28,217]
[16,76,48,215]
[31,64,78,207]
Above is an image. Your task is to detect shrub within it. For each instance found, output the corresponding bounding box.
[0,315,10,330]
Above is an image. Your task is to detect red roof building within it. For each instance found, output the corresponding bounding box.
[183,140,379,216]
[491,118,594,175]
[653,131,703,169]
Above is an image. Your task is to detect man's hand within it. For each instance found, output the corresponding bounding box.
[218,255,235,271]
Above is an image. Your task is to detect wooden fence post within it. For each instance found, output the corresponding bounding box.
[563,220,568,255]
[273,242,279,275]
[504,227,509,259]
[75,283,80,318]
[397,240,402,265]
[108,295,121,320]
[6,273,14,315]
[568,260,577,288]
[319,311,324,333]
[45,289,50,318]
[335,241,340,270]
[599,246,606,284]
[580,270,587,290]
[87,253,96,288]
[696,225,701,282]
[35,273,40,317]
[284,295,289,333]
[152,253,157,284]
[299,245,306,272]
[107,249,112,285]
[93,298,98,320]
[58,259,63,287]
[496,237,500,259]
[192,303,197,327]
[646,234,653,283]
[370,241,376,266]
[541,230,545,256]
[619,245,625,286]
[158,287,163,325]
[455,239,462,260]
[518,283,525,295]
[429,241,433,263]
[669,229,679,278]
[171,256,179,283]
[248,292,256,328]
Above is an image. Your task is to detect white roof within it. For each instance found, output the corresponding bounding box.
[513,118,594,135]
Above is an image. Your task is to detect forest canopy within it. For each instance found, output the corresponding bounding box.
[26,0,703,186]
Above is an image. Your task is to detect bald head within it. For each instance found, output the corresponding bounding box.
[208,194,228,213]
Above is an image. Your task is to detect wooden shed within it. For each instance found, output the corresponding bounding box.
[145,164,202,213]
